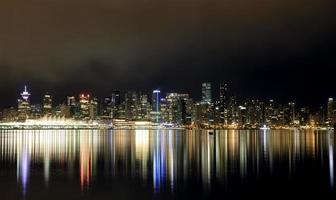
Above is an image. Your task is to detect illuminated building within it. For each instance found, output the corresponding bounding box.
[160,98,168,122]
[125,91,139,120]
[112,91,121,107]
[227,96,238,125]
[101,96,112,119]
[139,93,150,120]
[299,107,310,125]
[165,93,189,125]
[219,82,228,125]
[265,99,275,126]
[89,98,98,120]
[288,102,296,125]
[67,96,77,118]
[0,106,17,122]
[112,91,121,118]
[30,104,42,119]
[79,94,90,120]
[317,106,325,125]
[327,98,335,126]
[201,82,212,104]
[43,93,53,116]
[17,86,31,122]
[151,89,161,123]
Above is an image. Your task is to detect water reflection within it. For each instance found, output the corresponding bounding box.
[0,129,334,196]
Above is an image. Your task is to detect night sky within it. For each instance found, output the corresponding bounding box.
[0,0,335,108]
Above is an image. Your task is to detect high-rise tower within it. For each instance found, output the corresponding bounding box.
[18,86,31,121]
[201,83,212,104]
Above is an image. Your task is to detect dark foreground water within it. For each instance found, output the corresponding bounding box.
[0,129,335,199]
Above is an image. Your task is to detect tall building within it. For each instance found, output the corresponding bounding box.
[112,91,121,108]
[101,96,112,119]
[89,97,98,120]
[219,82,228,125]
[67,96,77,118]
[43,93,53,116]
[165,93,189,125]
[327,98,335,126]
[79,94,90,120]
[152,89,161,123]
[201,82,212,104]
[30,104,42,119]
[125,91,139,120]
[139,93,149,120]
[288,102,296,125]
[17,86,31,122]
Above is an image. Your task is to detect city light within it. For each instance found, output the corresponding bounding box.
[0,84,335,130]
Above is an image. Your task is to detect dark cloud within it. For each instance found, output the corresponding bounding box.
[0,0,335,107]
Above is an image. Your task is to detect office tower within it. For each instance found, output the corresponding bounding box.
[201,82,212,104]
[243,99,263,127]
[228,96,238,125]
[265,99,275,125]
[17,86,31,122]
[101,96,112,119]
[79,94,90,120]
[317,106,325,125]
[125,91,139,120]
[184,98,194,125]
[43,93,53,116]
[165,93,189,125]
[30,104,42,119]
[139,93,149,120]
[152,89,161,123]
[288,102,296,125]
[219,82,228,125]
[192,102,212,126]
[67,96,77,117]
[299,107,310,125]
[327,98,335,125]
[89,97,98,120]
[0,107,17,122]
[238,105,247,126]
[160,98,168,122]
[112,91,121,107]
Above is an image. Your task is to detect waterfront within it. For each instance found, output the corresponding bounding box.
[0,129,335,199]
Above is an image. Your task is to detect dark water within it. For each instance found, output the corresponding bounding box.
[0,129,335,199]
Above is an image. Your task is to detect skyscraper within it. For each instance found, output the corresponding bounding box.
[288,102,296,125]
[79,94,90,120]
[101,96,112,119]
[89,97,98,120]
[139,93,149,120]
[327,98,335,126]
[219,82,228,125]
[201,82,212,104]
[125,91,139,120]
[43,93,52,116]
[67,96,77,118]
[112,91,121,108]
[17,86,31,122]
[152,89,161,123]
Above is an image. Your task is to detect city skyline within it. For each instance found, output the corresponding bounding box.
[0,82,334,110]
[1,83,335,129]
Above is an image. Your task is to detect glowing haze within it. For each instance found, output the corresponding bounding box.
[0,0,335,106]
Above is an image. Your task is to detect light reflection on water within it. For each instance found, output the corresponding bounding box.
[0,129,335,198]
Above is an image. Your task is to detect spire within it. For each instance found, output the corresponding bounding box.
[21,85,31,101]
